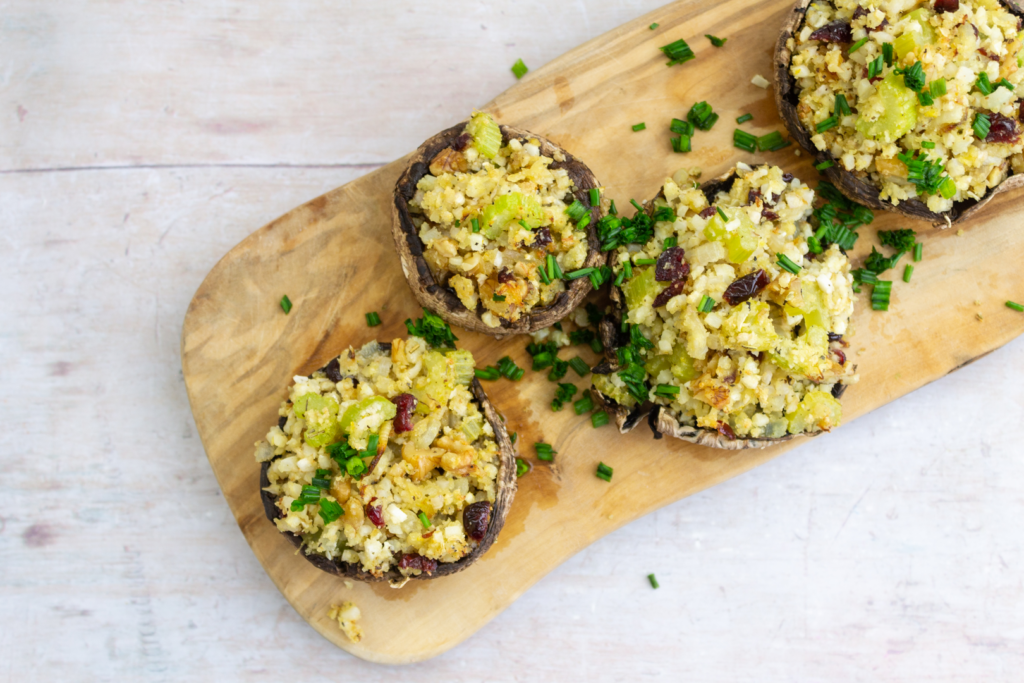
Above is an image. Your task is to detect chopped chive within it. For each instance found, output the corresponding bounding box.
[834,93,851,117]
[569,356,590,377]
[973,112,991,139]
[510,432,518,445]
[882,42,894,67]
[871,280,892,311]
[515,457,529,477]
[913,242,923,262]
[736,113,753,124]
[623,260,633,279]
[511,59,528,79]
[475,367,500,381]
[547,253,564,280]
[596,462,613,482]
[705,34,727,47]
[590,337,604,354]
[589,188,600,207]
[664,236,678,249]
[687,101,719,131]
[648,574,660,589]
[917,90,934,106]
[632,122,647,132]
[634,257,657,266]
[591,411,610,428]
[518,219,530,230]
[975,72,994,95]
[613,270,625,287]
[756,131,787,152]
[661,38,695,66]
[280,295,293,314]
[733,128,757,152]
[417,512,431,528]
[318,499,344,524]
[630,199,644,213]
[365,311,381,327]
[697,294,715,313]
[921,141,935,149]
[848,37,868,53]
[535,442,555,462]
[671,134,692,153]
[654,383,680,397]
[649,22,659,30]
[1007,301,1024,312]
[930,78,947,97]
[777,253,801,274]
[670,118,694,135]
[716,207,728,222]
[471,217,480,233]
[609,200,617,216]
[816,116,838,133]
[816,160,834,170]
[903,264,914,282]
[867,55,884,79]
[565,267,597,280]
[573,393,594,415]
[565,200,588,222]
[492,293,506,302]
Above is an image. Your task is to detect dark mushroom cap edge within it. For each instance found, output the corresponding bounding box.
[775,0,1024,227]
[260,352,518,585]
[591,167,848,450]
[392,121,607,338]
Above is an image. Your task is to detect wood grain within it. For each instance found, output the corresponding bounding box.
[181,0,1024,664]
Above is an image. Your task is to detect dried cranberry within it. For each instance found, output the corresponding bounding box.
[986,112,1021,144]
[277,415,287,429]
[809,21,852,44]
[722,269,770,306]
[782,172,794,182]
[1019,100,1024,123]
[833,348,847,366]
[398,553,438,574]
[717,422,737,440]
[497,267,515,284]
[852,6,868,20]
[762,208,779,221]
[979,47,992,59]
[654,247,689,282]
[828,331,843,342]
[699,206,717,218]
[747,189,762,205]
[322,358,343,383]
[391,393,417,433]
[769,193,780,206]
[366,504,384,528]
[933,0,959,13]
[871,18,889,32]
[463,501,492,542]
[533,226,553,250]
[653,280,686,308]
[453,132,472,151]
[831,383,848,399]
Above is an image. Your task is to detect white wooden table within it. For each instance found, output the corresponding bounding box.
[3,1,1023,679]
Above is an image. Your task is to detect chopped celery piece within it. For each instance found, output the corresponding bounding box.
[461,415,484,442]
[338,395,396,436]
[295,394,341,447]
[893,8,935,60]
[448,349,476,387]
[592,373,638,408]
[784,281,831,329]
[702,209,759,264]
[786,390,842,433]
[644,345,698,383]
[855,72,918,142]
[623,267,659,311]
[480,192,544,239]
[770,326,831,380]
[466,111,502,159]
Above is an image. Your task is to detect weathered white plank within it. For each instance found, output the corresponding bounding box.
[2,0,1024,678]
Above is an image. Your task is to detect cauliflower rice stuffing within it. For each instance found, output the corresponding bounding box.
[409,112,590,327]
[595,165,858,439]
[790,0,1024,213]
[255,339,501,579]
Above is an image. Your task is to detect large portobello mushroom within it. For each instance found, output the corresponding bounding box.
[592,164,856,450]
[776,0,1024,226]
[255,339,517,585]
[392,113,606,338]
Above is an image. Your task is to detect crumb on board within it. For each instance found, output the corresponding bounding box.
[328,602,363,643]
[344,580,354,589]
[957,229,965,236]
[751,74,770,89]
[976,313,984,321]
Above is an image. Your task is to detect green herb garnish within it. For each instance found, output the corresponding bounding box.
[632,122,647,132]
[535,442,556,461]
[511,59,529,79]
[365,311,381,327]
[705,34,727,47]
[661,38,696,66]
[596,462,614,482]
[280,295,293,314]
[405,308,458,349]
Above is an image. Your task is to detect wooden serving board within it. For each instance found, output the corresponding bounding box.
[181,0,1024,664]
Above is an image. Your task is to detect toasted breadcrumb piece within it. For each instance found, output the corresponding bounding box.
[329,602,363,643]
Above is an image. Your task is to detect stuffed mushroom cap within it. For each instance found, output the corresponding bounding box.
[593,165,856,449]
[393,113,606,338]
[776,0,1024,226]
[256,339,517,585]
